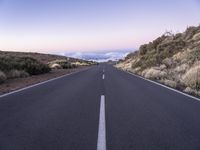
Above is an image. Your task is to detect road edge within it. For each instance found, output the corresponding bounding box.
[116,67,200,102]
[0,67,92,98]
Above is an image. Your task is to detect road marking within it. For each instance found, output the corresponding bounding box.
[102,74,105,79]
[122,70,200,102]
[97,95,106,150]
[103,69,105,73]
[0,67,92,98]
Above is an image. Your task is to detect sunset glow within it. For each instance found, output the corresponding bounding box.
[0,0,200,54]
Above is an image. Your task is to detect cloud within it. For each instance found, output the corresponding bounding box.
[63,51,130,62]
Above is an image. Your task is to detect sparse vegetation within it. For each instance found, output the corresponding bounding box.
[0,56,51,84]
[143,68,167,80]
[0,56,51,75]
[48,59,77,69]
[162,79,177,88]
[116,25,200,97]
[6,70,29,79]
[182,65,200,90]
[0,71,7,83]
[0,51,96,86]
[48,59,96,69]
[49,63,62,69]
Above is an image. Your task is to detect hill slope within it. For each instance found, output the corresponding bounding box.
[116,25,200,97]
[0,51,95,94]
[0,51,92,64]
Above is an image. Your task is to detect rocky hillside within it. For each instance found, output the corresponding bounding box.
[116,25,200,97]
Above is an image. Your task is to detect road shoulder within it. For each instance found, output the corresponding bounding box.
[0,67,91,96]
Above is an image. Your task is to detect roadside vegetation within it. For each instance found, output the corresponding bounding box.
[116,25,200,97]
[48,59,95,69]
[0,56,51,83]
[0,51,97,84]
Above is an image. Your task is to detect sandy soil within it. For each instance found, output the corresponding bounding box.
[0,67,89,95]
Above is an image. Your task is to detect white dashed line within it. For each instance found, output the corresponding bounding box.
[102,74,105,80]
[97,95,106,150]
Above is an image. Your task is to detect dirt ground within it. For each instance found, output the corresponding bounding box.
[0,67,89,95]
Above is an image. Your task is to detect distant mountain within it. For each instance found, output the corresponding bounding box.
[116,25,200,97]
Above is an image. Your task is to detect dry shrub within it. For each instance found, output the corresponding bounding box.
[192,32,200,41]
[184,87,195,94]
[48,59,76,69]
[184,87,200,96]
[72,62,89,66]
[144,68,167,80]
[19,70,29,78]
[130,67,141,74]
[7,70,21,79]
[173,50,189,63]
[0,56,51,75]
[182,66,200,89]
[49,63,62,69]
[0,71,7,83]
[6,70,29,79]
[159,64,167,70]
[174,64,189,74]
[163,79,177,88]
[115,63,123,68]
[183,26,200,40]
[162,58,174,67]
[123,63,132,71]
[141,69,149,76]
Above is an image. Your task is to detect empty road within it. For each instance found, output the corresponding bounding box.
[0,64,200,150]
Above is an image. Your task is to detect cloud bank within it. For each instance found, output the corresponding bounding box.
[63,51,130,62]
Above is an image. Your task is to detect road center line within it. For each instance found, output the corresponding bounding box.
[97,95,106,150]
[102,74,105,79]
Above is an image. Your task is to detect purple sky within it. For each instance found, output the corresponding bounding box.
[0,0,200,54]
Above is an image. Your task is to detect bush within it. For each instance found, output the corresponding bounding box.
[174,64,189,74]
[6,70,21,79]
[49,63,62,69]
[162,58,174,67]
[163,79,177,88]
[0,71,7,83]
[6,70,30,79]
[61,62,76,69]
[132,53,159,70]
[183,65,200,89]
[184,26,200,40]
[184,87,195,94]
[187,49,200,62]
[157,39,185,54]
[144,68,167,80]
[49,59,77,69]
[0,57,51,75]
[19,70,30,78]
[139,44,148,55]
[19,57,51,75]
[182,66,200,90]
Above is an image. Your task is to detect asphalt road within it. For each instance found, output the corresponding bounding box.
[0,64,200,150]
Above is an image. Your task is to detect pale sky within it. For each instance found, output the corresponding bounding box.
[0,0,200,54]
